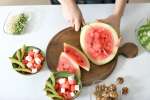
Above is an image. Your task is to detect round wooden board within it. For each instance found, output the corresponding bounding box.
[46,27,138,86]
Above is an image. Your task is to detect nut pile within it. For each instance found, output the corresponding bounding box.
[94,77,129,100]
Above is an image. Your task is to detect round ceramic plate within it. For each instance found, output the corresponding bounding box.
[135,17,150,51]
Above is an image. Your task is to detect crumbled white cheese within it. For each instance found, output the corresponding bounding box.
[60,88,65,93]
[58,78,66,84]
[68,75,75,84]
[70,92,75,97]
[35,57,41,64]
[31,68,37,73]
[26,62,33,68]
[33,49,40,54]
[68,75,75,81]
[75,85,80,91]
[25,56,32,62]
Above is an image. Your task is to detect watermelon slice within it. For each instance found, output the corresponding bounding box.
[64,43,90,71]
[80,22,119,65]
[57,52,81,79]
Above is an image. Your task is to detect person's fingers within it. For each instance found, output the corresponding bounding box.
[69,19,74,27]
[81,17,85,26]
[115,36,121,47]
[96,19,106,23]
[74,19,81,31]
[96,19,110,25]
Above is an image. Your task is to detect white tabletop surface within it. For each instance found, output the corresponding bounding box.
[0,4,150,100]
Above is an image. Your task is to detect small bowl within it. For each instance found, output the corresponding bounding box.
[10,45,45,75]
[135,17,150,51]
[44,72,82,100]
[3,10,31,35]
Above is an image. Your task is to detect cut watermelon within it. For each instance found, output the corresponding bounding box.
[80,22,119,65]
[64,43,90,71]
[137,19,150,51]
[57,52,81,79]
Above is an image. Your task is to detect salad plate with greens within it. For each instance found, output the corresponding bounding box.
[9,45,45,75]
[44,71,82,100]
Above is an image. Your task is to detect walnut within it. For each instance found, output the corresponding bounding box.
[110,84,117,91]
[122,87,129,95]
[96,97,101,100]
[94,77,128,100]
[109,91,118,98]
[116,77,124,84]
[101,84,106,90]
[100,97,109,100]
[102,91,109,97]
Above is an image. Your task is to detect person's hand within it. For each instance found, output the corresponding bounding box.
[97,14,121,33]
[61,1,85,31]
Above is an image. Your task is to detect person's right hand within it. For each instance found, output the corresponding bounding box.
[61,1,85,31]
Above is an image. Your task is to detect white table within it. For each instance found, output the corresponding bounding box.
[0,4,150,100]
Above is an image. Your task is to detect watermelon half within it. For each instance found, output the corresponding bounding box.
[80,22,119,65]
[57,52,81,78]
[64,43,90,71]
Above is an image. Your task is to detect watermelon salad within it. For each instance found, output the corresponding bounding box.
[44,72,81,100]
[137,18,150,51]
[9,45,45,74]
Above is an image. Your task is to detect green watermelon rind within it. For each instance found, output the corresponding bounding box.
[137,19,150,51]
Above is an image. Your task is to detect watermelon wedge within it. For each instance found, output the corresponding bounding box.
[57,52,81,79]
[64,43,90,71]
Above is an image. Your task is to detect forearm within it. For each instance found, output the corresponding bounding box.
[113,0,127,18]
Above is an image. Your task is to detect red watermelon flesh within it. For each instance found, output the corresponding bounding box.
[64,43,90,71]
[85,27,113,59]
[57,52,81,78]
[80,22,119,65]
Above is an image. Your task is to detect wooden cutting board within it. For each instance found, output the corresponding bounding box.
[46,27,138,86]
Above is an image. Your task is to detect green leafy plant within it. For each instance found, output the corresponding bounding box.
[13,13,28,34]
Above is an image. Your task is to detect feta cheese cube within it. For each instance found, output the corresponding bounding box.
[60,88,65,93]
[25,56,32,62]
[26,62,33,68]
[75,85,80,91]
[70,92,75,97]
[58,78,66,84]
[33,49,40,54]
[31,68,37,73]
[68,75,74,81]
[35,57,41,64]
